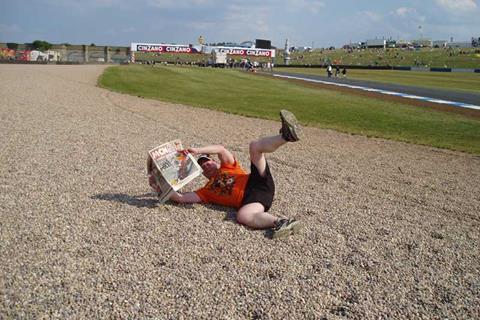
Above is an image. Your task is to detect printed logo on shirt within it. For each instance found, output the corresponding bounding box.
[206,173,236,196]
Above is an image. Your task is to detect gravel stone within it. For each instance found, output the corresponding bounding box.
[0,64,479,319]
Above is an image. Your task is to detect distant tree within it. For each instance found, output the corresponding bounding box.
[32,40,52,51]
[6,43,18,50]
[90,43,96,47]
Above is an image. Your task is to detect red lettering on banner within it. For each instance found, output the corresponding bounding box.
[216,48,273,57]
[135,44,198,54]
[246,50,271,57]
[134,43,273,56]
[166,46,192,53]
[137,45,163,52]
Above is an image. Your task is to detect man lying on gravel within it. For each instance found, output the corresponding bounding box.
[149,110,302,239]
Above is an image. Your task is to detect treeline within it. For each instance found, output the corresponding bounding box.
[3,40,109,51]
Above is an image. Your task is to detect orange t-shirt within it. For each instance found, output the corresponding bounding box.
[195,160,249,208]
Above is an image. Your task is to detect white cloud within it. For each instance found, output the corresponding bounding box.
[190,0,211,4]
[359,11,382,22]
[0,24,22,34]
[222,4,270,37]
[38,0,129,10]
[146,0,212,8]
[392,7,425,22]
[287,0,325,14]
[186,21,217,31]
[394,7,415,16]
[40,0,212,10]
[435,0,477,11]
[146,0,176,8]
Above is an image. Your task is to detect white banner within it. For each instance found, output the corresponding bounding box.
[131,43,275,57]
[131,43,201,54]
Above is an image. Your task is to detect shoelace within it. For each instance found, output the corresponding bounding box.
[274,219,288,230]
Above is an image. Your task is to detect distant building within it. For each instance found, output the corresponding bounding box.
[432,40,447,48]
[386,40,397,48]
[343,42,363,49]
[447,41,473,48]
[365,39,386,49]
[238,41,255,48]
[412,39,432,47]
[396,40,412,48]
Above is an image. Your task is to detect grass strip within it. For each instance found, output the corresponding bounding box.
[99,65,480,154]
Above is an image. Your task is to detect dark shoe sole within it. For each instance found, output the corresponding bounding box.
[280,109,302,141]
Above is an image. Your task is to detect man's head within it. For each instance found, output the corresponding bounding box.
[197,154,219,178]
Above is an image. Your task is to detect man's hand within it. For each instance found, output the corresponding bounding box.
[186,147,199,155]
[148,174,162,194]
[185,145,234,165]
[170,191,202,204]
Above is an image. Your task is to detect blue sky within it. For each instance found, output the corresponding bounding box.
[1,0,478,48]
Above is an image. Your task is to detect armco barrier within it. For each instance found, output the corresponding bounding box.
[344,65,393,70]
[276,64,480,72]
[430,67,452,72]
[452,68,475,73]
[410,67,430,72]
[277,64,397,70]
[393,66,411,71]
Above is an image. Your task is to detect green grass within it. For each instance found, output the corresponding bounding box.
[98,65,480,154]
[276,67,480,93]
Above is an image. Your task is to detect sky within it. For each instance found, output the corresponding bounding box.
[1,0,479,48]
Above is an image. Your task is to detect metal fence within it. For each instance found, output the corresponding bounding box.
[0,45,130,64]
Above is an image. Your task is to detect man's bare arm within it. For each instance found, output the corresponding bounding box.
[169,191,202,204]
[188,145,234,165]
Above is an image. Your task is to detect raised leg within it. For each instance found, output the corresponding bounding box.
[249,135,286,177]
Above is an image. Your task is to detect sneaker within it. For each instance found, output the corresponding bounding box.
[279,109,302,142]
[271,218,301,239]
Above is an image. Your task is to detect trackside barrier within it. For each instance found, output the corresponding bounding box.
[0,60,48,64]
[276,65,478,73]
[452,68,475,73]
[430,68,451,72]
[411,67,430,72]
[279,64,397,70]
[0,60,108,65]
[393,66,411,71]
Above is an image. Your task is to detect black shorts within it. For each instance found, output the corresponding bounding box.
[241,162,275,212]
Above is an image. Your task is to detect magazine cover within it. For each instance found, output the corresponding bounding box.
[147,139,203,203]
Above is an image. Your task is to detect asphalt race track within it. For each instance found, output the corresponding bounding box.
[272,71,480,110]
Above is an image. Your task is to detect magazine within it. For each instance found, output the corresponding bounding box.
[147,139,203,203]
